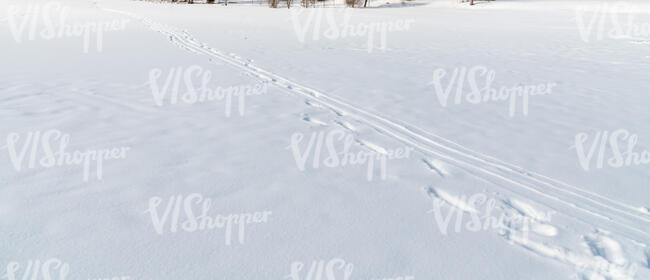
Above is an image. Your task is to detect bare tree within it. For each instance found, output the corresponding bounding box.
[461,0,495,5]
[300,0,315,7]
[346,0,363,7]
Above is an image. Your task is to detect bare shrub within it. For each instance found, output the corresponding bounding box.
[345,0,361,7]
[301,0,316,7]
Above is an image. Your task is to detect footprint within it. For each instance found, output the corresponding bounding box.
[422,158,449,177]
[584,233,627,266]
[426,187,477,213]
[304,99,324,108]
[335,120,356,131]
[329,108,345,117]
[302,114,328,126]
[530,223,558,237]
[356,139,387,155]
[508,199,554,222]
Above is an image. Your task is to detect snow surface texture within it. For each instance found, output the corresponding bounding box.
[1,0,649,279]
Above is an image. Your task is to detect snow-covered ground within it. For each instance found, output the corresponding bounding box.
[1,0,649,279]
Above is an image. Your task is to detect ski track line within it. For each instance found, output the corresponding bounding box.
[98,5,650,242]
[167,33,650,240]
[402,124,650,219]
[173,29,650,229]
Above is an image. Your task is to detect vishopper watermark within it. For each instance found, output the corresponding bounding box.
[290,7,415,53]
[427,192,554,244]
[148,65,268,117]
[572,129,650,171]
[146,193,272,246]
[288,129,414,181]
[3,258,69,280]
[3,130,130,182]
[432,66,556,117]
[7,2,130,53]
[286,258,414,280]
[2,258,131,280]
[576,2,650,42]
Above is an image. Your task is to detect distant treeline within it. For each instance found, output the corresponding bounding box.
[143,0,379,8]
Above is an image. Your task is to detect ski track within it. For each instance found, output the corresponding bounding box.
[112,9,650,238]
[98,3,650,278]
[99,0,650,240]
